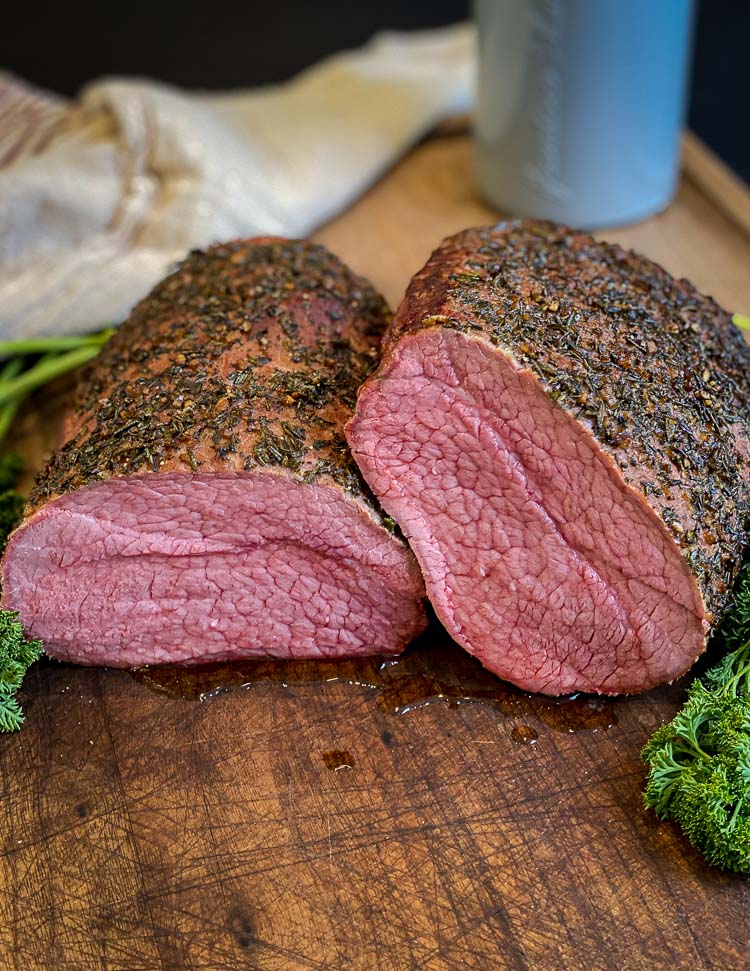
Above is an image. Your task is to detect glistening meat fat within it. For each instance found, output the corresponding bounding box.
[346,221,750,695]
[2,239,426,665]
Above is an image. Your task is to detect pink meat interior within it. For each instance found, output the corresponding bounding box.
[2,472,425,666]
[347,328,707,695]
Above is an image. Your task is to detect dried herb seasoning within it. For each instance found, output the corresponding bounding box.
[30,238,390,511]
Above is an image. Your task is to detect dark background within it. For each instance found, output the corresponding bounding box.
[2,0,747,182]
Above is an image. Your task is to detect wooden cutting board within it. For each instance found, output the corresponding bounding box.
[2,132,750,971]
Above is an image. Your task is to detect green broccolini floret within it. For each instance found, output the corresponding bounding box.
[0,613,42,732]
[643,562,750,873]
[0,450,35,732]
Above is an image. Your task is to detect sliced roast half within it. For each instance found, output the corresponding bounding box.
[346,221,750,695]
[3,239,426,666]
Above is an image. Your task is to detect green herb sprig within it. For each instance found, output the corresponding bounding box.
[643,563,750,873]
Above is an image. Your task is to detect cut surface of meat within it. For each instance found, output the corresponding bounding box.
[3,239,426,665]
[347,221,750,695]
[5,473,422,666]
[349,328,702,694]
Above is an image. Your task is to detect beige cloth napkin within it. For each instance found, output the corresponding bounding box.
[0,23,474,339]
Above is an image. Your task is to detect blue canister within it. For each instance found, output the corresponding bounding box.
[475,0,696,229]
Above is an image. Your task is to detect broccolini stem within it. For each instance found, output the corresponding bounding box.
[0,358,25,381]
[0,330,114,360]
[675,735,711,762]
[0,345,102,409]
[728,800,743,830]
[721,642,750,698]
[0,357,26,448]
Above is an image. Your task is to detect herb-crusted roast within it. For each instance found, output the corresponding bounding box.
[346,220,750,695]
[2,238,426,666]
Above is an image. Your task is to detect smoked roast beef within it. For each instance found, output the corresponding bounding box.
[346,220,750,695]
[2,239,426,666]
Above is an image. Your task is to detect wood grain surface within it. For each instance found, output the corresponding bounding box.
[2,133,750,971]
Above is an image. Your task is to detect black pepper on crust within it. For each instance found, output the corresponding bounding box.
[30,238,391,513]
[388,220,750,626]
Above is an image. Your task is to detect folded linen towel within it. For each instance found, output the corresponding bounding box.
[0,23,474,339]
